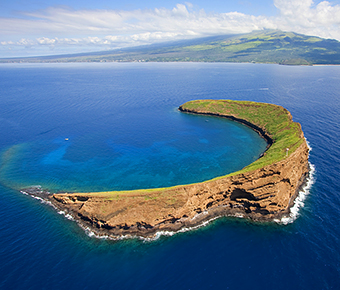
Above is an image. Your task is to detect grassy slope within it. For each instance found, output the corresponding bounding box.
[74,100,304,197]
[158,30,340,64]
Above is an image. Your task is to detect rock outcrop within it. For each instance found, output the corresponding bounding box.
[42,100,310,239]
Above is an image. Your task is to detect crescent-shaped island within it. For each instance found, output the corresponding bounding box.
[23,100,310,239]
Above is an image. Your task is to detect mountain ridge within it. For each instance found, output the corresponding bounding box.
[2,30,340,65]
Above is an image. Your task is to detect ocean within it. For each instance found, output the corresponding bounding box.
[0,62,339,289]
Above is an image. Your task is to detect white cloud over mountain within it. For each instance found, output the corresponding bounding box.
[273,0,340,38]
[1,0,340,56]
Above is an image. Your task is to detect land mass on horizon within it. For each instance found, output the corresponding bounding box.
[1,30,340,65]
[22,100,310,239]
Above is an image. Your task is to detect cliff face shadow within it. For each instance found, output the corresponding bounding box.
[230,188,257,201]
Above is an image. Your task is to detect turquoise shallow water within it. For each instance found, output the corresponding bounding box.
[0,63,339,289]
[0,63,266,192]
[0,113,266,192]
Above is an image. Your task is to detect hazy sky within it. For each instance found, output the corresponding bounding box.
[1,0,340,57]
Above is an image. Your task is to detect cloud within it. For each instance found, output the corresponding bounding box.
[37,37,57,45]
[1,1,340,56]
[274,0,340,39]
[0,3,274,38]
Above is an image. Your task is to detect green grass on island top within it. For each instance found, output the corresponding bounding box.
[73,99,305,197]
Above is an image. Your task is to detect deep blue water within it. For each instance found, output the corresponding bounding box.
[0,63,339,289]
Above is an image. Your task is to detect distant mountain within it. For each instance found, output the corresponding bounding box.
[2,30,340,65]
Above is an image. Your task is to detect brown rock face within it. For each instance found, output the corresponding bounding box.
[49,123,310,239]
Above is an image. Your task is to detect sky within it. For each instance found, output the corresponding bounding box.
[1,0,340,57]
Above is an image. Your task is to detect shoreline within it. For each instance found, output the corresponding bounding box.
[20,100,310,240]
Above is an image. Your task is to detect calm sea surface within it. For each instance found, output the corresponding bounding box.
[0,63,339,289]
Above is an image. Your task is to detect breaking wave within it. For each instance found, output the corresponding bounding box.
[78,215,222,242]
[276,162,315,225]
[275,139,315,225]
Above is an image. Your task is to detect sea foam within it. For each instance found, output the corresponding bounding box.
[276,162,316,225]
[275,139,315,225]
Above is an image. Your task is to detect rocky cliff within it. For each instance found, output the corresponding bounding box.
[45,100,310,239]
